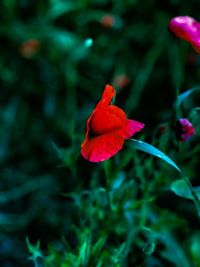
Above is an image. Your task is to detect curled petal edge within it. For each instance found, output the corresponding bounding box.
[81,132,124,162]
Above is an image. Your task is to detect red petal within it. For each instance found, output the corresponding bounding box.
[97,84,116,107]
[191,39,200,53]
[81,133,124,162]
[90,105,126,135]
[81,111,94,148]
[118,119,145,139]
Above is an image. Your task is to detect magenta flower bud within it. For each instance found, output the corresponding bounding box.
[176,118,195,141]
[169,16,200,53]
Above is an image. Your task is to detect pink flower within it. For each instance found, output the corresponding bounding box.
[176,118,195,141]
[81,85,144,162]
[169,16,200,53]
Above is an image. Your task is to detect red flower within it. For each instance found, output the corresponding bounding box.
[81,85,144,162]
[113,74,130,89]
[20,39,40,58]
[100,15,116,28]
[176,118,195,141]
[169,16,200,53]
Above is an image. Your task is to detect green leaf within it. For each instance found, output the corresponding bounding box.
[49,29,78,52]
[160,232,191,267]
[190,234,200,265]
[84,38,93,48]
[3,0,16,14]
[129,139,180,172]
[26,237,43,262]
[176,86,200,107]
[126,37,165,111]
[52,142,78,172]
[171,179,200,200]
[111,243,127,264]
[78,232,91,267]
[91,236,107,262]
[171,178,200,218]
[168,41,184,89]
[47,1,75,21]
[143,242,156,255]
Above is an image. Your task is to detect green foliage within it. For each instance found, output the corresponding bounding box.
[177,86,200,108]
[26,237,43,266]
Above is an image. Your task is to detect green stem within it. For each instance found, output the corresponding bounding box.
[183,175,200,218]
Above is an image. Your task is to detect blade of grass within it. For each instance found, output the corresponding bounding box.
[176,86,200,107]
[129,139,180,171]
[168,42,185,118]
[125,37,165,112]
[168,42,184,91]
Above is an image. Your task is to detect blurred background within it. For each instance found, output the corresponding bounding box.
[0,0,200,266]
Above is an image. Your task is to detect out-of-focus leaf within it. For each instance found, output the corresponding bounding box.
[78,232,91,267]
[47,0,75,21]
[129,139,180,172]
[0,176,52,204]
[168,42,184,89]
[111,171,126,190]
[190,234,200,266]
[91,236,107,263]
[176,86,200,107]
[52,142,78,171]
[159,232,191,267]
[126,37,165,111]
[111,242,127,264]
[26,237,43,262]
[84,38,93,48]
[189,107,200,120]
[124,197,155,211]
[3,0,16,14]
[171,178,200,217]
[48,29,78,52]
[143,242,156,255]
[171,179,200,200]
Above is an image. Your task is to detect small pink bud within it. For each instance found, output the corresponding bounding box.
[176,118,195,141]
